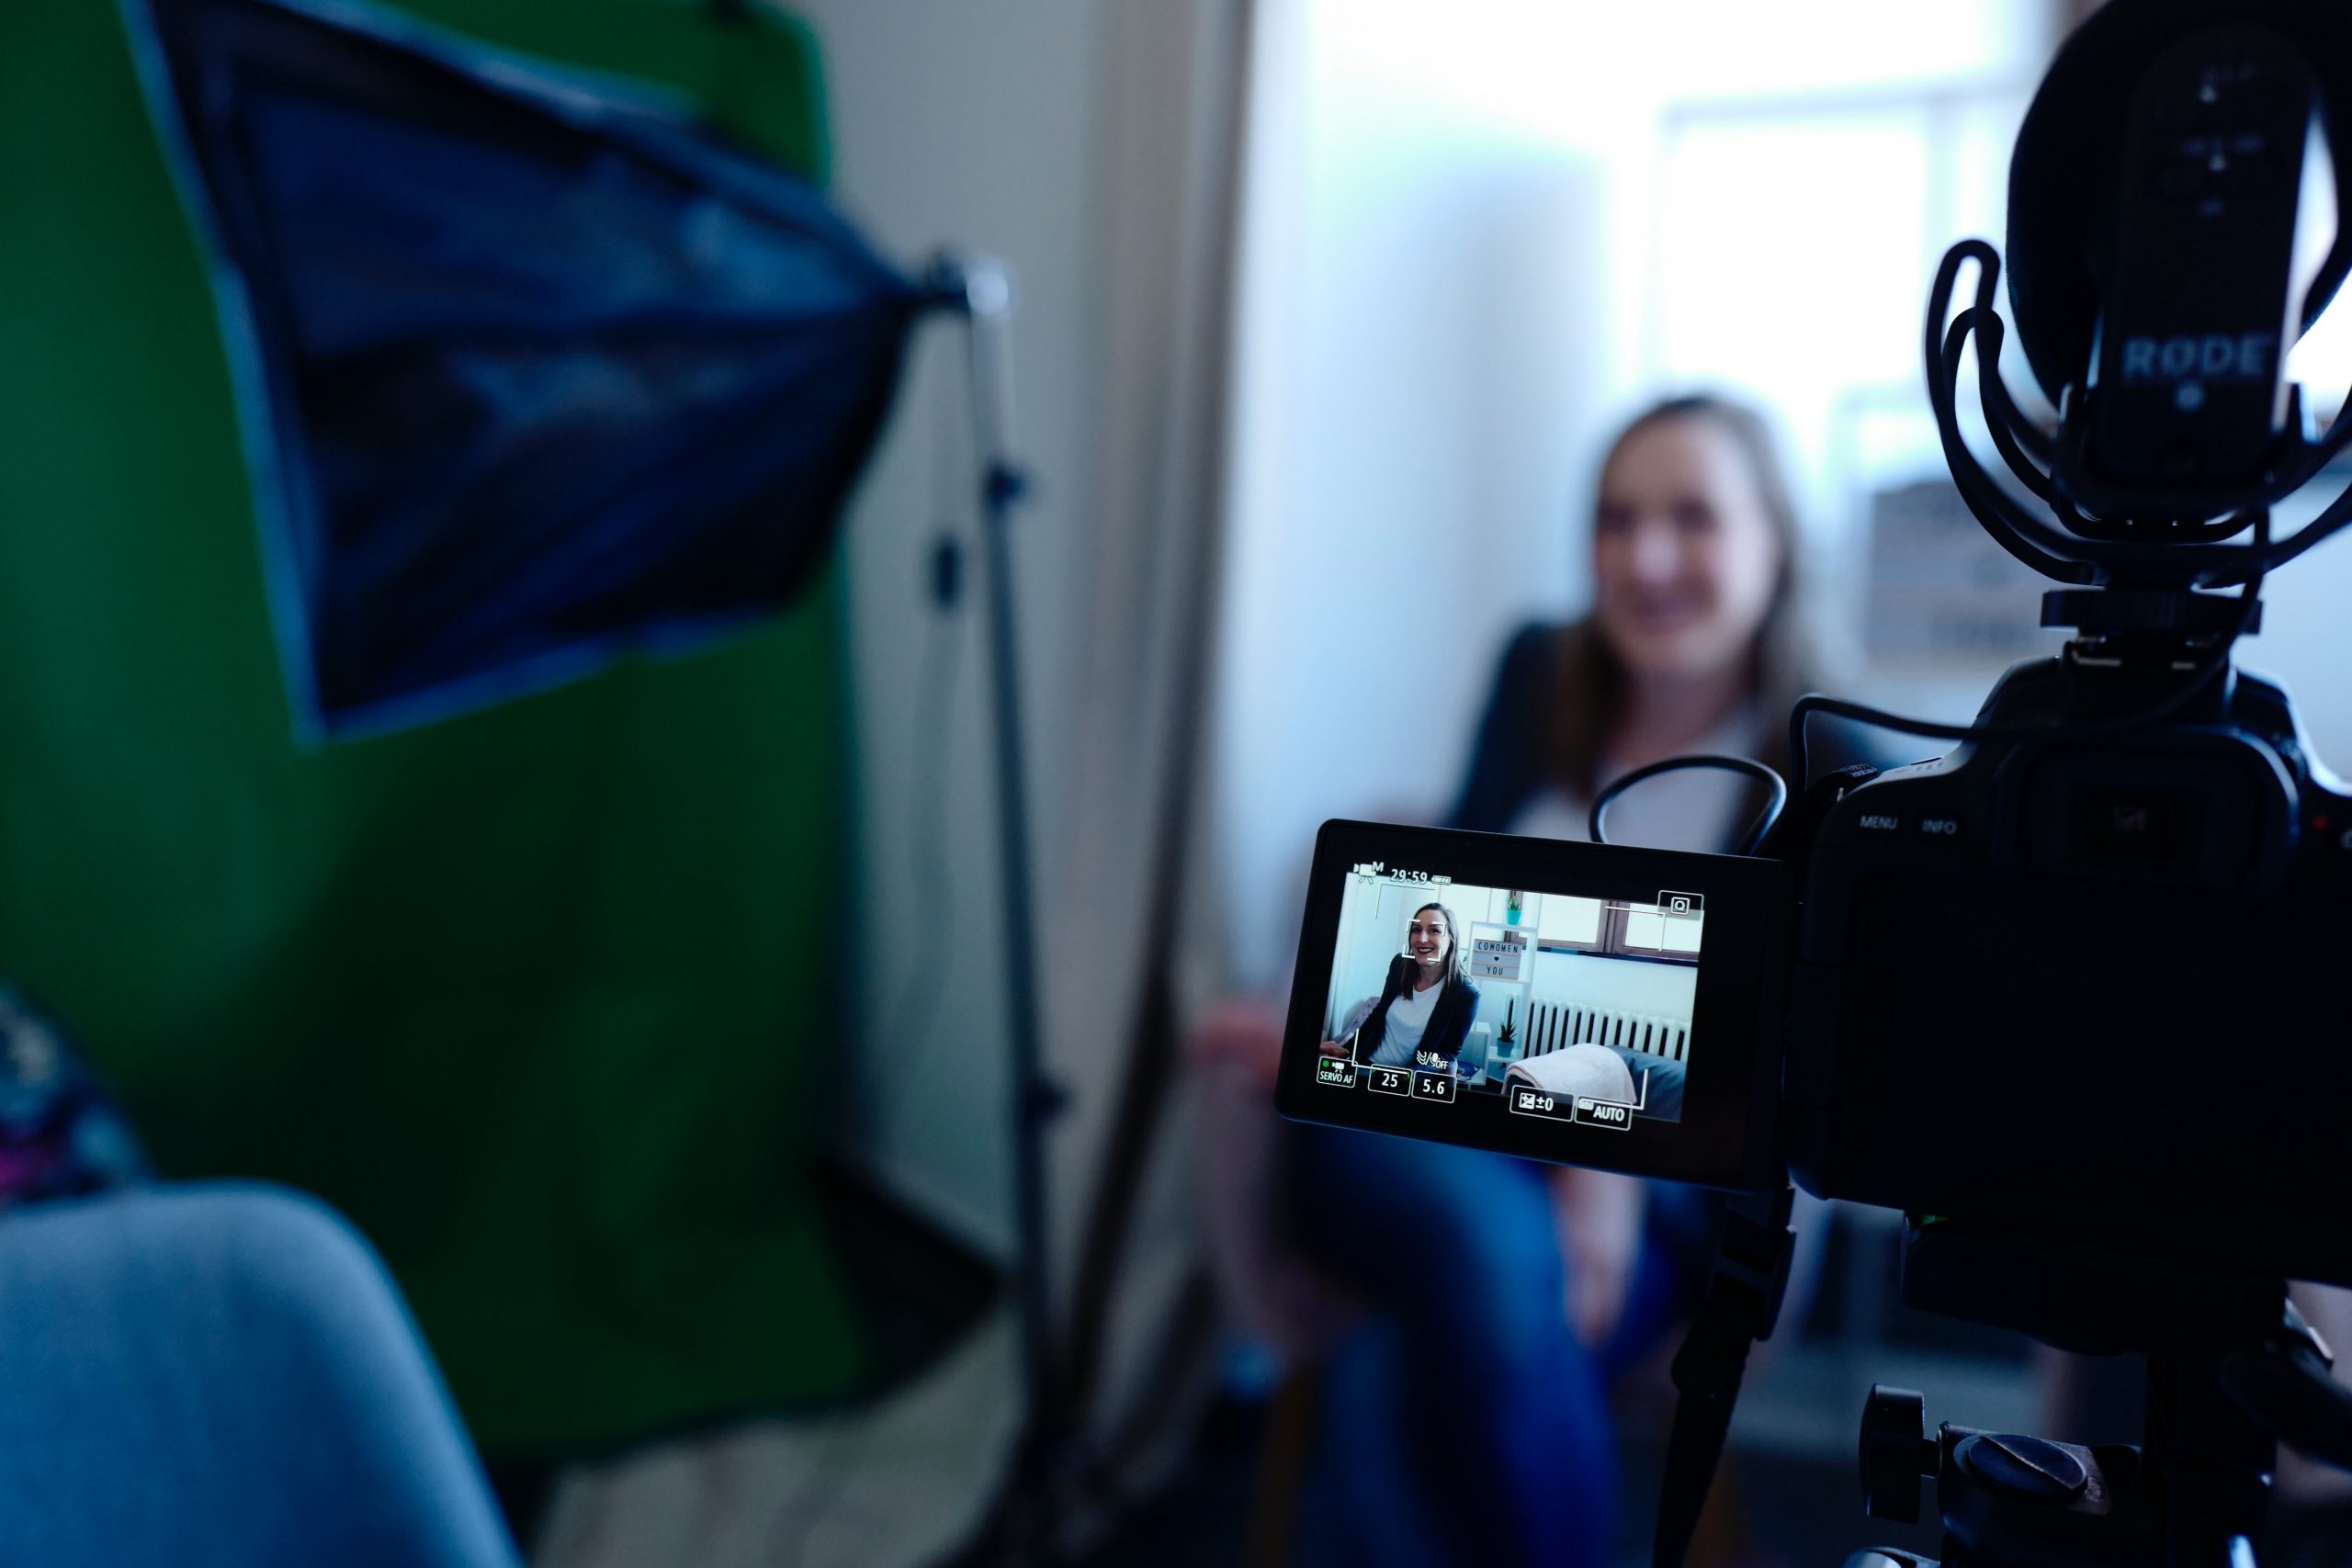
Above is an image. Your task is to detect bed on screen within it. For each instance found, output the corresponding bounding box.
[1498,998,1688,1121]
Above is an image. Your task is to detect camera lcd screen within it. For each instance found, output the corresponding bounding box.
[1276,820,1789,1189]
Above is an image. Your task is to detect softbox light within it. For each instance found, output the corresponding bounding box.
[124,0,922,739]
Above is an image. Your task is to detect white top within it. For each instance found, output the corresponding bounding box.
[1368,977,1444,1067]
[1508,705,1762,852]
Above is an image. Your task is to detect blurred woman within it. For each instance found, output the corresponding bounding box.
[1280,393,1819,1568]
[1453,391,1810,849]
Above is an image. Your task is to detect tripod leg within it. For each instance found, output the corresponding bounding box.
[2147,1353,2277,1568]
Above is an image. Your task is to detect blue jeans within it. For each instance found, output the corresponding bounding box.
[0,1183,519,1568]
[1290,1126,1713,1568]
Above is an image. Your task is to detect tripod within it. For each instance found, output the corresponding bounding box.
[1842,1221,2352,1568]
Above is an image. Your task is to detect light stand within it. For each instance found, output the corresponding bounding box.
[925,254,1070,1564]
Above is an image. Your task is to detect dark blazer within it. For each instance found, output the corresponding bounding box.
[1447,623,1566,835]
[1351,971,1482,1068]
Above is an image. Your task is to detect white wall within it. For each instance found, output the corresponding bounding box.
[1326,874,1394,1034]
[1216,0,1634,988]
[2243,485,2352,781]
[793,0,1111,1252]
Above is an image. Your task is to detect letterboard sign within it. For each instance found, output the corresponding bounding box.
[1468,924,1528,982]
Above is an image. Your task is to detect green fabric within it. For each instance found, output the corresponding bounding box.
[0,0,865,1455]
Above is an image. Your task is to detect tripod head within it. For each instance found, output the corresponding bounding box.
[1844,1224,2352,1568]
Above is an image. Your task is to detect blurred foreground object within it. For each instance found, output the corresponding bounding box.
[0,1183,518,1568]
[0,985,148,1209]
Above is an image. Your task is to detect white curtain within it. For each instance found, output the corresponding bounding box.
[1035,0,1256,1534]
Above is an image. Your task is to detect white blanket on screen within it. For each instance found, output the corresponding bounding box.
[1504,1043,1637,1106]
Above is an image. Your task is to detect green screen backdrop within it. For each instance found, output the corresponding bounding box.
[0,0,866,1456]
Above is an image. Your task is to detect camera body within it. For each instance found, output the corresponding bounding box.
[1785,652,2352,1287]
[1276,650,2352,1291]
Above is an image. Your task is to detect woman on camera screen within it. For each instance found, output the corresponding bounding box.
[1317,902,1483,1071]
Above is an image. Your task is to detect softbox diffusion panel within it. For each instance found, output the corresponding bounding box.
[126,0,921,739]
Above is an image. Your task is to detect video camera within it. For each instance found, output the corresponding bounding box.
[1276,3,2352,1563]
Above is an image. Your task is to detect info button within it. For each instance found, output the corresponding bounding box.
[1912,811,1965,842]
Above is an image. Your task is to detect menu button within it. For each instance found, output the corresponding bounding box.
[1855,810,1903,836]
